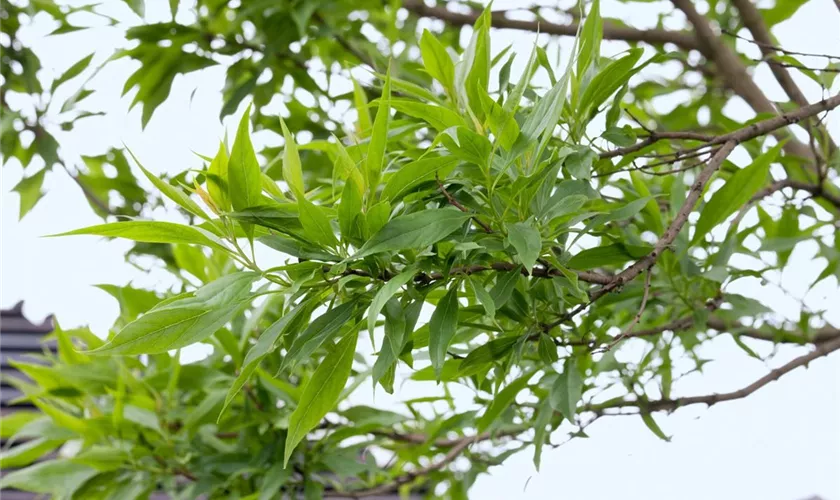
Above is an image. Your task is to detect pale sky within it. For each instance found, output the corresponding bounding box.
[2,1,839,499]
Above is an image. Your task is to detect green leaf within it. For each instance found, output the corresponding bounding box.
[568,243,634,270]
[0,438,63,469]
[538,334,559,365]
[550,359,583,422]
[284,330,358,467]
[351,208,471,259]
[129,149,208,219]
[51,52,95,93]
[228,106,263,218]
[88,272,258,355]
[641,412,671,441]
[761,0,808,26]
[420,29,455,93]
[459,336,519,376]
[365,66,391,193]
[221,302,310,420]
[507,222,542,272]
[12,167,47,220]
[468,276,495,319]
[576,0,602,79]
[52,221,227,252]
[476,372,532,431]
[381,156,459,203]
[565,146,597,180]
[259,463,292,500]
[280,117,305,200]
[0,460,97,496]
[429,285,460,380]
[207,141,231,212]
[368,266,417,352]
[284,300,359,368]
[533,399,553,471]
[299,199,339,249]
[389,99,467,131]
[693,143,782,244]
[579,49,648,120]
[352,77,372,135]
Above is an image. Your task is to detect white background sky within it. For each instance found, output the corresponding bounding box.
[2,1,839,499]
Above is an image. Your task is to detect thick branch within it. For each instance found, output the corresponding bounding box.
[401,0,700,51]
[588,335,840,413]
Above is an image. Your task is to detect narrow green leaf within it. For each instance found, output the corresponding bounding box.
[381,156,459,203]
[368,266,417,349]
[284,330,358,467]
[280,116,305,199]
[88,272,258,355]
[389,99,467,131]
[299,199,339,249]
[51,221,227,252]
[351,208,471,259]
[365,67,391,193]
[507,222,542,272]
[352,78,372,135]
[459,336,518,376]
[429,285,460,379]
[0,460,97,496]
[641,413,671,441]
[693,143,782,244]
[576,0,602,79]
[128,149,208,219]
[533,399,553,470]
[12,168,47,220]
[51,53,95,93]
[284,300,359,368]
[221,302,310,420]
[550,359,583,422]
[468,276,495,319]
[228,106,263,212]
[538,334,559,365]
[476,372,532,431]
[420,29,455,93]
[207,141,231,211]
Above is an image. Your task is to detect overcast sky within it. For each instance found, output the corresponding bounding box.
[2,1,839,499]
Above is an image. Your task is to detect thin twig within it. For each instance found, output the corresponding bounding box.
[588,335,840,413]
[436,173,493,233]
[721,29,840,60]
[599,269,652,352]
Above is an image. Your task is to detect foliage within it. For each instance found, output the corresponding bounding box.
[2,0,840,499]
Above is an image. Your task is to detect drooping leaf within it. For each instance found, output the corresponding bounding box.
[550,359,583,422]
[52,221,228,252]
[476,372,532,431]
[429,285,460,379]
[507,222,542,272]
[88,272,258,355]
[284,330,358,467]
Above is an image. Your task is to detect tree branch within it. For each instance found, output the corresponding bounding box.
[401,0,701,51]
[588,335,840,413]
[669,0,817,165]
[729,0,837,155]
[324,435,475,498]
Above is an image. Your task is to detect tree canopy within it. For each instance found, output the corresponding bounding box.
[2,0,840,498]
